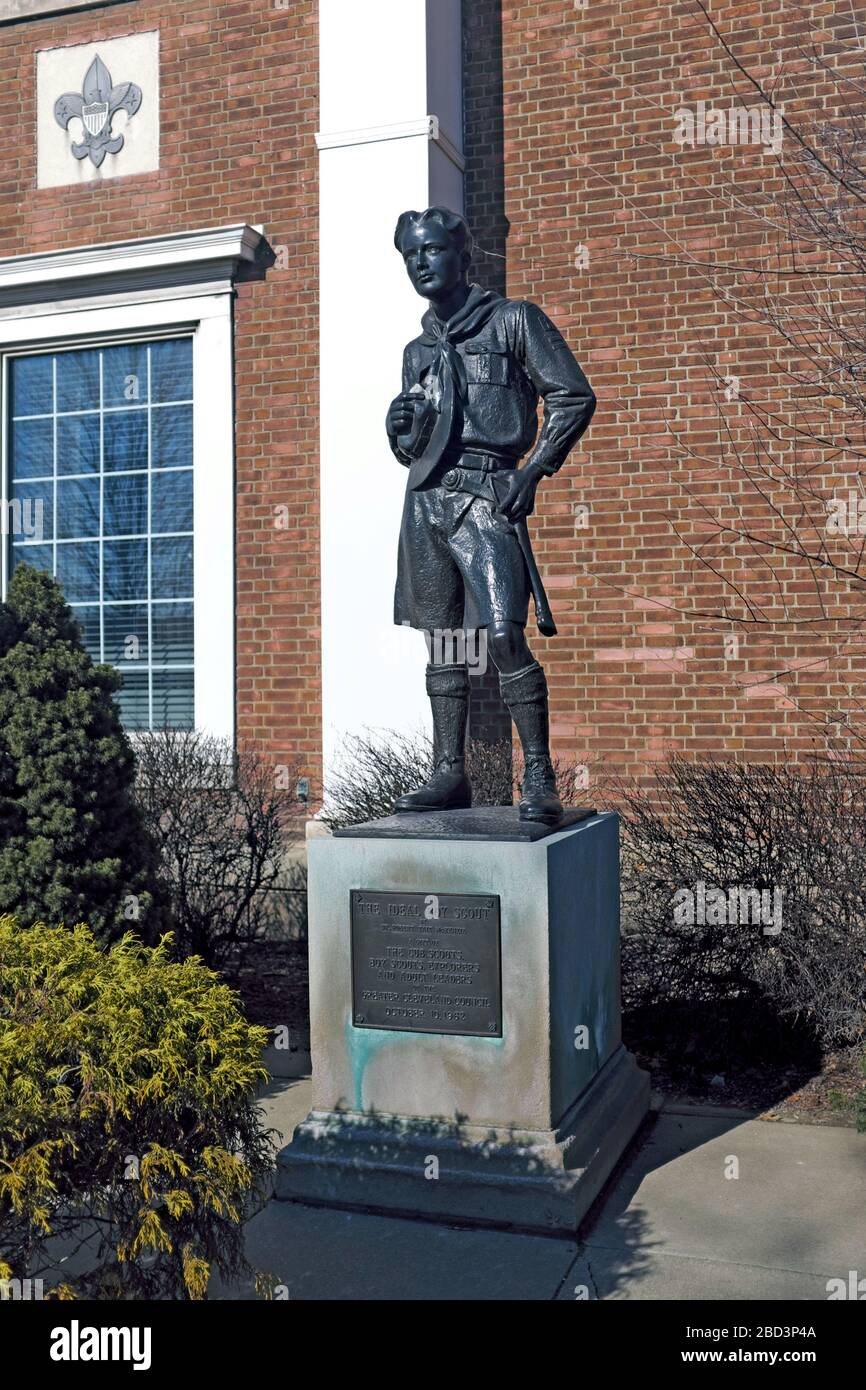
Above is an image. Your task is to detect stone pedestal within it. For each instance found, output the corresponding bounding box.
[275,809,649,1234]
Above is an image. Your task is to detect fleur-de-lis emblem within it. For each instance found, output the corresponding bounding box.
[54,55,143,169]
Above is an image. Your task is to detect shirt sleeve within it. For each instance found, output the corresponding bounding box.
[517,301,596,476]
[386,345,416,465]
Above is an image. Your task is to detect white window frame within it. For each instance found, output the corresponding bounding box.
[0,224,274,746]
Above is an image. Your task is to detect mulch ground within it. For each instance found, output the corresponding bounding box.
[636,1042,865,1127]
[229,940,309,1033]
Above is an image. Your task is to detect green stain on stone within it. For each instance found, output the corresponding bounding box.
[345,1020,389,1110]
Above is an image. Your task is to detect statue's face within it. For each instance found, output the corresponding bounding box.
[399,220,465,300]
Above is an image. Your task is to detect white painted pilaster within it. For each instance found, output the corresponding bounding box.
[317,0,464,784]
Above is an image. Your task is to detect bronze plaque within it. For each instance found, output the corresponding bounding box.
[351,890,502,1037]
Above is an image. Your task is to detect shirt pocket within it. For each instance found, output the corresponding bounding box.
[463,339,511,386]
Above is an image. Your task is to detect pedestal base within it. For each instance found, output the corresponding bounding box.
[276,1043,648,1234]
[276,809,649,1234]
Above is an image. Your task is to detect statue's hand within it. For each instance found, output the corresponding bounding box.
[496,463,543,522]
[387,392,417,438]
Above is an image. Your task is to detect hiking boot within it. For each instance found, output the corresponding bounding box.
[518,753,562,825]
[394,758,473,813]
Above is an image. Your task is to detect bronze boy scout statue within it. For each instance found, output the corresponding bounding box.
[386,207,596,825]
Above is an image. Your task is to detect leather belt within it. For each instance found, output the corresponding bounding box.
[441,453,517,493]
[442,450,516,480]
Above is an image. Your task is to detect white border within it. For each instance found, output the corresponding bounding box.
[0,223,268,305]
[315,115,465,171]
[317,0,464,782]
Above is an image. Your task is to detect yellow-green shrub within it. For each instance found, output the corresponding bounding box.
[0,916,272,1299]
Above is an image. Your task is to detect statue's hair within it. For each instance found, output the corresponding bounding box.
[394,207,473,260]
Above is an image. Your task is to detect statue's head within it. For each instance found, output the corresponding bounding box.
[394,206,473,302]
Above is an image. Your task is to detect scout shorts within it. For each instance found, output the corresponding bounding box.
[394,476,530,632]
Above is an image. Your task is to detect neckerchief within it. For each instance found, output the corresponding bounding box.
[419,282,503,397]
[408,284,503,488]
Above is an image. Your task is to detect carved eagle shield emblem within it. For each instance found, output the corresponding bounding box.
[54,55,143,169]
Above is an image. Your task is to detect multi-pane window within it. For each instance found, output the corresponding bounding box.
[7,337,194,729]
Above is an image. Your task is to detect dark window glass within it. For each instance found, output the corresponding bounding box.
[152,602,193,664]
[103,342,149,409]
[104,603,149,665]
[152,469,192,534]
[56,477,99,540]
[72,606,101,663]
[151,338,193,403]
[104,472,147,538]
[56,541,99,604]
[152,669,194,730]
[8,339,195,730]
[57,414,100,475]
[104,410,148,472]
[10,418,53,480]
[56,348,100,414]
[10,354,53,417]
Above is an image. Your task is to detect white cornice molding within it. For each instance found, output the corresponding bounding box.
[0,0,133,22]
[0,224,276,309]
[315,114,465,172]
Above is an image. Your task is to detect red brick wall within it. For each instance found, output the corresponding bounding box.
[0,0,321,789]
[495,0,864,785]
[5,1,860,796]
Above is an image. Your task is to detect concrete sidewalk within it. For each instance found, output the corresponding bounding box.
[221,1075,865,1300]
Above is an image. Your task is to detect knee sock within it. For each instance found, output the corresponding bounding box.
[498,660,551,761]
[426,662,470,769]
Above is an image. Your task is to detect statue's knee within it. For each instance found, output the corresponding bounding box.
[486,620,531,672]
